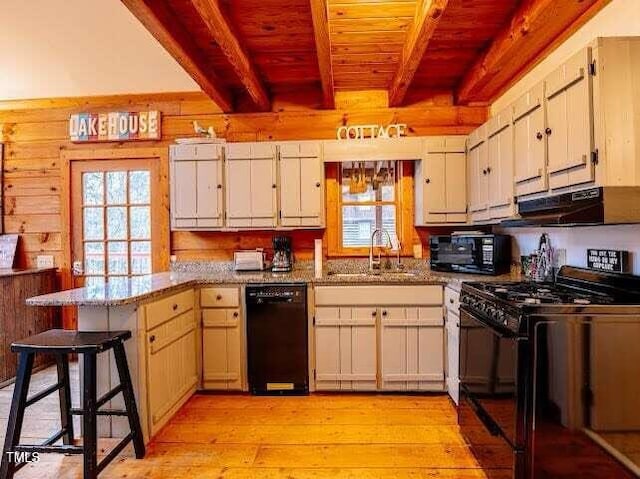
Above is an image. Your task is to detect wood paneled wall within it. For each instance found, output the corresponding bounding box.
[0,91,487,269]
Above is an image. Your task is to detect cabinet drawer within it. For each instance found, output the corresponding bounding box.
[201,287,240,308]
[202,309,240,327]
[147,310,197,355]
[444,286,460,313]
[146,289,194,330]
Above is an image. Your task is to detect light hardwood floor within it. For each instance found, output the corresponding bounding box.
[0,364,508,478]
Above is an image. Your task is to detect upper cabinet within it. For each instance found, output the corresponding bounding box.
[544,47,595,190]
[486,107,515,220]
[467,126,490,223]
[513,83,547,196]
[226,142,278,228]
[415,136,467,225]
[278,141,324,228]
[170,144,224,229]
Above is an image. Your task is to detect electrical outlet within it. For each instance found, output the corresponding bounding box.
[37,255,55,269]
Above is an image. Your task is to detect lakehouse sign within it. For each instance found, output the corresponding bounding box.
[69,110,161,142]
[336,123,407,140]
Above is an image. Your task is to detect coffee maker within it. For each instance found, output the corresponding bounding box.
[271,236,293,272]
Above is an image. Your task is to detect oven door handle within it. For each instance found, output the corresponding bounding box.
[466,394,502,437]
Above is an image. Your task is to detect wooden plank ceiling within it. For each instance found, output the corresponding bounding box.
[122,0,611,111]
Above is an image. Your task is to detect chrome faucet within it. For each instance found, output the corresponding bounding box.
[369,228,401,271]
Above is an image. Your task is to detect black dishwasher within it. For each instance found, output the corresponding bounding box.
[246,284,308,395]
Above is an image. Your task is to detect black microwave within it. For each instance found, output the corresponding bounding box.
[429,234,511,275]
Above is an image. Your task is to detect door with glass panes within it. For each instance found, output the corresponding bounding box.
[71,159,161,288]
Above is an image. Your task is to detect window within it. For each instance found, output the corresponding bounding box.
[326,161,413,256]
[81,170,152,287]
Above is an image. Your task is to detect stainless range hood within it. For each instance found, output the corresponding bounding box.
[502,187,640,227]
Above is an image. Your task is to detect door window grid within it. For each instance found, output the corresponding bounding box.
[82,170,152,287]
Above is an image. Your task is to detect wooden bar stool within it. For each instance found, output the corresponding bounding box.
[0,329,145,479]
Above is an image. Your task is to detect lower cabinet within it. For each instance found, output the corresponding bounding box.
[200,287,244,391]
[314,285,445,392]
[380,307,444,391]
[445,286,461,404]
[145,293,198,436]
[315,307,377,391]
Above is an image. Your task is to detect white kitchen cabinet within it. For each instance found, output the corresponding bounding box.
[486,107,515,220]
[467,125,490,222]
[415,136,467,225]
[513,83,548,196]
[200,287,244,391]
[170,143,224,229]
[380,307,445,391]
[225,142,277,228]
[278,141,324,227]
[444,286,460,405]
[314,307,377,391]
[145,291,198,436]
[544,47,595,190]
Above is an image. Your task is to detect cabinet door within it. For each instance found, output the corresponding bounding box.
[226,158,252,224]
[314,307,341,390]
[280,156,302,220]
[468,141,489,214]
[250,157,276,224]
[445,152,467,214]
[202,309,243,390]
[172,161,197,223]
[545,47,595,190]
[513,83,547,196]
[299,157,322,223]
[423,152,447,214]
[487,111,514,210]
[196,160,223,225]
[446,309,460,405]
[380,307,410,391]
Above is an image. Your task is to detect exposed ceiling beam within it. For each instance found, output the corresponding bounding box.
[457,0,612,104]
[388,0,449,107]
[121,0,233,112]
[309,0,335,109]
[190,0,271,112]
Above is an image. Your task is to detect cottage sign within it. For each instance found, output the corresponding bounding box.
[69,110,161,142]
[336,123,407,140]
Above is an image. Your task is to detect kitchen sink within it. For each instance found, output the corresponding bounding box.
[327,271,419,279]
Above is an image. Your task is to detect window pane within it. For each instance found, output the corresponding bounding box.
[84,242,104,275]
[341,161,396,203]
[106,171,127,204]
[129,171,150,204]
[85,276,106,290]
[107,207,127,240]
[130,206,151,240]
[131,241,152,275]
[342,205,397,248]
[83,207,104,240]
[82,172,103,205]
[108,241,128,275]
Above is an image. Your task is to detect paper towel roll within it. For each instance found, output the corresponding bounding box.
[315,239,323,279]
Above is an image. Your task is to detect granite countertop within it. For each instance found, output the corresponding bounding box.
[26,260,521,307]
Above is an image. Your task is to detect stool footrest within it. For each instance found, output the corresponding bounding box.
[15,444,83,455]
[25,382,63,407]
[96,384,123,410]
[70,408,129,416]
[97,433,132,474]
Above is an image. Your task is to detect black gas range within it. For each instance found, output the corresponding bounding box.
[458,266,640,479]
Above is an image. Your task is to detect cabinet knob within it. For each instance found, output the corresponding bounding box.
[172,303,178,311]
[486,167,492,174]
[149,335,156,343]
[315,182,321,187]
[272,184,277,189]
[233,311,239,318]
[371,311,376,317]
[425,178,431,184]
[545,127,552,136]
[382,310,388,317]
[216,294,222,300]
[536,132,543,141]
[217,184,222,189]
[450,298,454,304]
[482,169,487,175]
